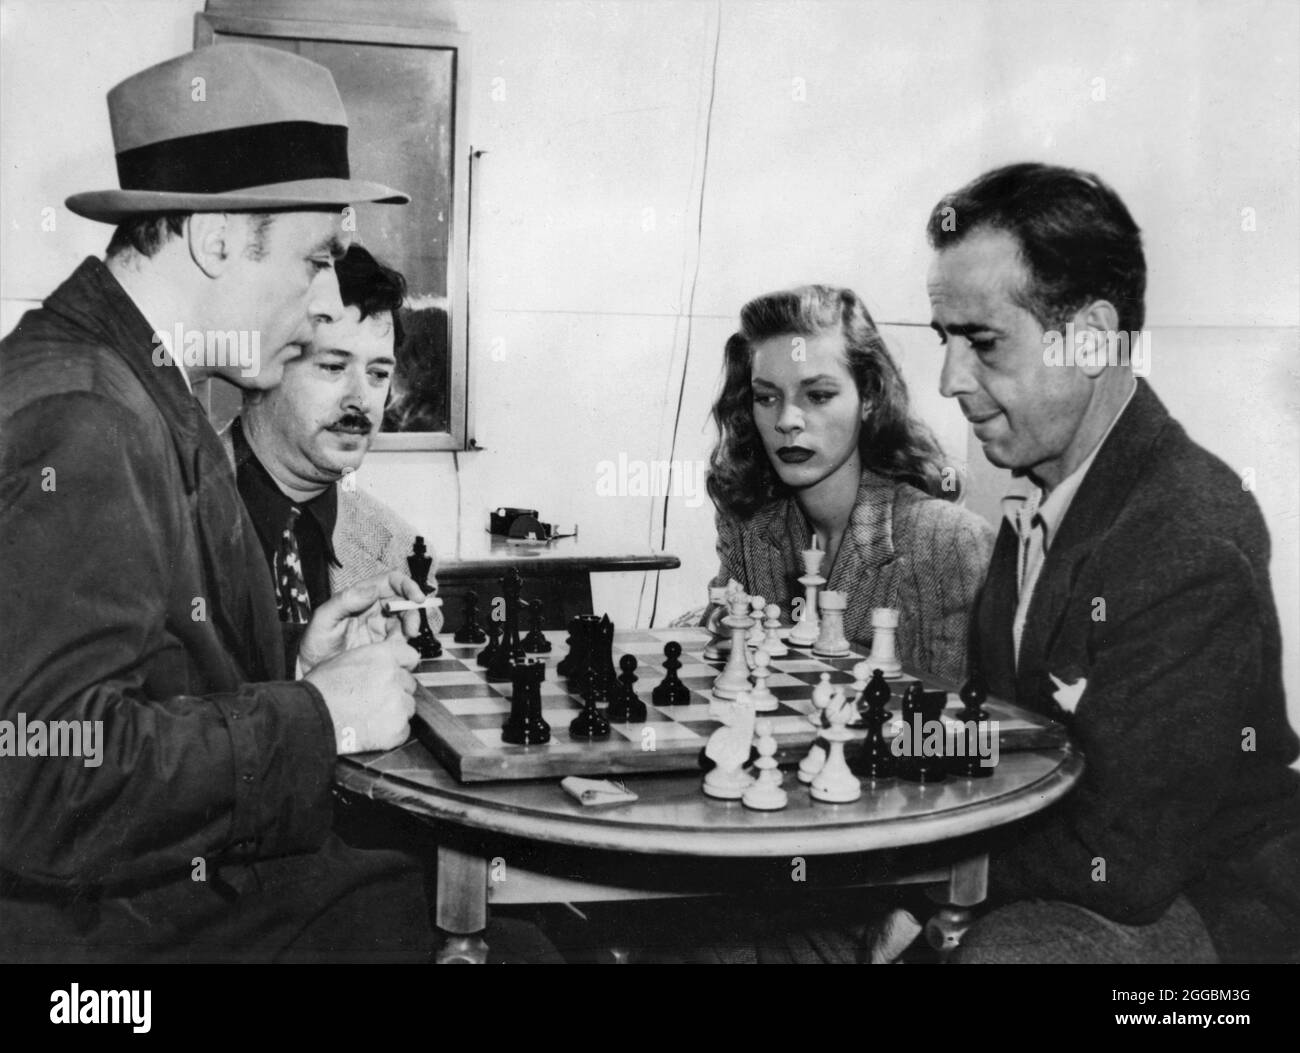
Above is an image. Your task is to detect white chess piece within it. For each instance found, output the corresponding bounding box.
[787,543,825,647]
[747,648,778,712]
[743,718,788,810]
[812,590,851,657]
[747,594,767,648]
[712,594,756,699]
[811,687,862,803]
[702,585,731,660]
[703,693,757,799]
[866,607,903,678]
[797,674,835,783]
[761,602,789,657]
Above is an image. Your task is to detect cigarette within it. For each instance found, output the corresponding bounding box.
[381,596,444,615]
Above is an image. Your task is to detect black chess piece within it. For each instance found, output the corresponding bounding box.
[453,592,487,644]
[558,614,599,680]
[411,608,442,660]
[405,536,441,659]
[952,669,993,778]
[406,536,433,591]
[502,658,551,745]
[477,617,502,669]
[851,669,895,779]
[651,641,691,707]
[569,674,611,739]
[607,655,647,723]
[521,599,552,653]
[898,685,948,783]
[500,569,525,656]
[578,616,616,703]
[486,623,518,683]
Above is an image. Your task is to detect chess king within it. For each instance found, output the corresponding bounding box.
[926,163,1300,963]
[220,243,443,631]
[0,45,440,962]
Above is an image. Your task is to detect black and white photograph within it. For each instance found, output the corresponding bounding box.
[1,0,1297,1002]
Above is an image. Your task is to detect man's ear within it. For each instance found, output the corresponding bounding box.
[187,213,237,278]
[1074,300,1120,379]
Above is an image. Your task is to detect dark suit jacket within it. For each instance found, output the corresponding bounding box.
[975,380,1299,956]
[0,259,336,955]
[712,470,994,682]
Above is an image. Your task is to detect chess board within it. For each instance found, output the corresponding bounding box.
[413,626,1066,783]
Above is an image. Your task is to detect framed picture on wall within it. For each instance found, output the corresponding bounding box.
[195,0,472,450]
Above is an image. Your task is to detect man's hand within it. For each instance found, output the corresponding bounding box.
[304,626,420,754]
[298,571,425,673]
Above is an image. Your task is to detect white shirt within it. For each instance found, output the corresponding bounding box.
[1006,383,1137,666]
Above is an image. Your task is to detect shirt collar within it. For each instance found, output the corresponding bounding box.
[231,416,340,567]
[1002,382,1138,549]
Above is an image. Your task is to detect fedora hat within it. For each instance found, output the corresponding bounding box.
[66,44,408,223]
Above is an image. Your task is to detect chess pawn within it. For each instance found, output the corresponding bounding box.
[702,586,732,660]
[521,599,552,653]
[453,592,487,644]
[746,594,767,648]
[953,669,992,779]
[607,654,647,724]
[747,648,778,712]
[810,688,862,803]
[812,590,851,658]
[786,544,826,647]
[652,640,691,707]
[866,607,903,678]
[743,719,788,811]
[760,602,788,657]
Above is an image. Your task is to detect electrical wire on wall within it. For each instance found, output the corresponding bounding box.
[637,0,722,628]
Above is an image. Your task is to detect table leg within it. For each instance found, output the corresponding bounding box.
[924,852,988,959]
[434,845,489,965]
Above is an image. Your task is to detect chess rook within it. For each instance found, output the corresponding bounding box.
[865,607,903,678]
[811,589,851,658]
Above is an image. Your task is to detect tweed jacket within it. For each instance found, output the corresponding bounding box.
[974,380,1299,953]
[0,259,336,950]
[219,420,443,632]
[710,470,995,682]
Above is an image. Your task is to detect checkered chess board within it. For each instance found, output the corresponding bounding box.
[412,626,1063,783]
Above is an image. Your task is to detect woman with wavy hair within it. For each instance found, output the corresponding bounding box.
[707,285,993,682]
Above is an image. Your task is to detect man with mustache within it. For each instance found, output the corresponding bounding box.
[226,244,442,629]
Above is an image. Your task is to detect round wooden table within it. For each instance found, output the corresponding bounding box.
[337,739,1083,962]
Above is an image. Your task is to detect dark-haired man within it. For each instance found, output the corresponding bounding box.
[225,244,441,625]
[925,162,1299,963]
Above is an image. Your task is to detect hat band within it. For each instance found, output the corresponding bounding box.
[115,121,350,196]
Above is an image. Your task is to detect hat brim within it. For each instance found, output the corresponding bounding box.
[65,178,409,223]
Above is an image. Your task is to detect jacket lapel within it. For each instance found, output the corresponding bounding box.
[1013,380,1170,708]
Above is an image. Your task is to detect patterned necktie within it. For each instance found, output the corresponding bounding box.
[274,506,312,624]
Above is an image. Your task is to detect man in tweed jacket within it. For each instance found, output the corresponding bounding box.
[927,163,1299,963]
[711,469,993,683]
[223,245,442,630]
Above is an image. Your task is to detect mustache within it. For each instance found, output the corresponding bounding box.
[327,412,373,433]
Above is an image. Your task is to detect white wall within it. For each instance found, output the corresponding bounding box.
[3,0,1297,737]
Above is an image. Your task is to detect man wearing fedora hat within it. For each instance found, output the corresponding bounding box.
[0,44,458,962]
